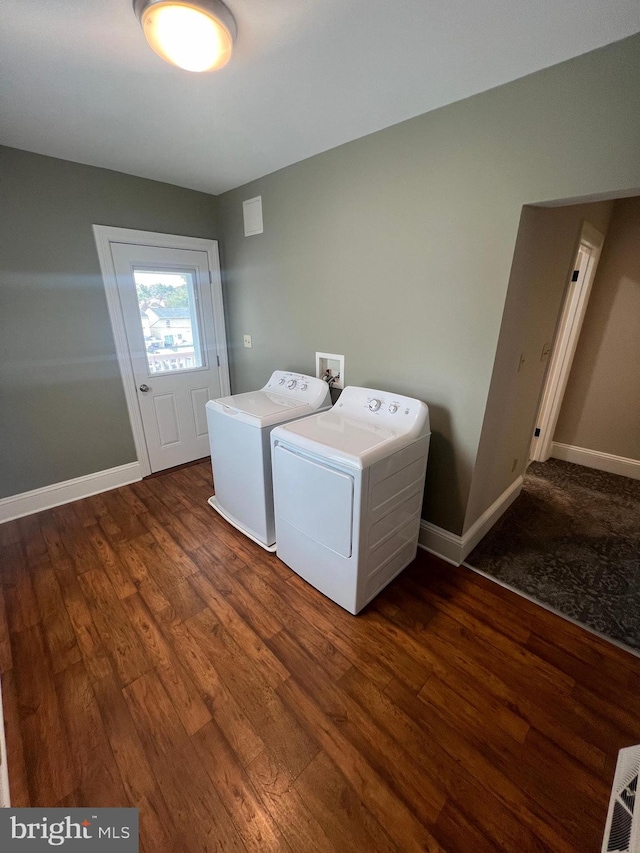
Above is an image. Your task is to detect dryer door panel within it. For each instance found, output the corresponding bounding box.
[273,445,354,557]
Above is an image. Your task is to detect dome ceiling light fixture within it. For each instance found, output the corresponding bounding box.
[133,0,237,73]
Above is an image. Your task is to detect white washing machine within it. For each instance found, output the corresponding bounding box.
[271,386,430,614]
[206,371,331,551]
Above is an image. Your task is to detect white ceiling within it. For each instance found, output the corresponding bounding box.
[1,0,639,195]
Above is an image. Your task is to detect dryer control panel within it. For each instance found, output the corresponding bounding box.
[335,386,430,438]
[264,371,330,410]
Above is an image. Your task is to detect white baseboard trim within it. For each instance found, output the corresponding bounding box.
[418,523,464,566]
[0,462,142,524]
[0,677,10,807]
[551,443,640,480]
[418,476,524,566]
[461,476,524,559]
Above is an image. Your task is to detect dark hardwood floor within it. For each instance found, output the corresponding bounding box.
[1,460,639,851]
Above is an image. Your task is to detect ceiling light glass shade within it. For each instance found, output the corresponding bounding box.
[134,0,236,72]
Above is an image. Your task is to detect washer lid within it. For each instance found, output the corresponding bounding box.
[207,390,313,428]
[271,409,405,469]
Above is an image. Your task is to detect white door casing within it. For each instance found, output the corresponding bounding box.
[530,221,604,463]
[93,226,230,476]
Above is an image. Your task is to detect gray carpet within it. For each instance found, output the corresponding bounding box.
[466,458,640,651]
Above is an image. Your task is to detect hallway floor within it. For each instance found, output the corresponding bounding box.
[467,458,640,652]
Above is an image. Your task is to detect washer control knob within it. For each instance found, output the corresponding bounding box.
[368,398,382,412]
[300,383,308,391]
[287,379,297,389]
[389,403,399,413]
[279,378,286,385]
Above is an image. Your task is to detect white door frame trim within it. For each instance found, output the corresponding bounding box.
[530,220,604,463]
[93,225,230,478]
[0,679,10,806]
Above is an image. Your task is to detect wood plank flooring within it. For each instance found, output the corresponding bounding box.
[2,460,639,852]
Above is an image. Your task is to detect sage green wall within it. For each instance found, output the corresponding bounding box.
[0,146,220,499]
[554,196,640,460]
[464,200,614,533]
[218,34,640,535]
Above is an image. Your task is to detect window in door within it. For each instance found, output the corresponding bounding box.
[134,269,204,374]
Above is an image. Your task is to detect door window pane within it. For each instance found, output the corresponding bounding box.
[134,269,205,374]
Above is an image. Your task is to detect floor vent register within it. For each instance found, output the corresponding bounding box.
[603,745,640,853]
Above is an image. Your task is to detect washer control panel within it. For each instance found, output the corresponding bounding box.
[264,371,330,409]
[364,395,409,417]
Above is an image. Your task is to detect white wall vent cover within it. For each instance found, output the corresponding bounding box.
[602,745,640,853]
[243,196,263,236]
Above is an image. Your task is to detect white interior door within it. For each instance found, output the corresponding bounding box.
[530,222,604,463]
[109,240,226,473]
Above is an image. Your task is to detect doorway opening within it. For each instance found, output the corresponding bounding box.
[464,192,640,652]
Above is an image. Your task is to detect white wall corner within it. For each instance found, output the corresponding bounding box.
[0,462,142,525]
[551,443,640,481]
[419,475,524,567]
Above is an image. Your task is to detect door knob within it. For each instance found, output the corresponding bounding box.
[139,384,149,392]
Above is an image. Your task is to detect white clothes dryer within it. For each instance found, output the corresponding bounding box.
[271,386,430,614]
[206,371,331,551]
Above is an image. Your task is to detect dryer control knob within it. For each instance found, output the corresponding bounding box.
[368,399,382,412]
[300,383,308,390]
[279,378,286,385]
[288,379,297,389]
[389,403,399,413]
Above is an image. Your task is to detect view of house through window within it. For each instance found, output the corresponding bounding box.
[134,269,204,374]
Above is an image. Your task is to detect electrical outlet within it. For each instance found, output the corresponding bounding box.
[243,334,252,348]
